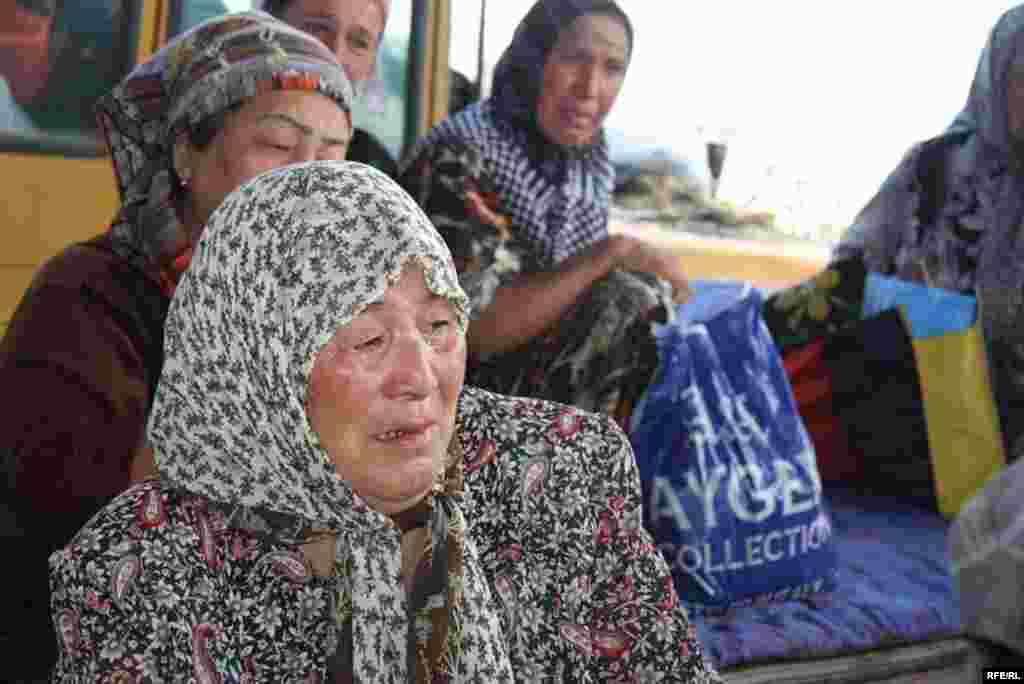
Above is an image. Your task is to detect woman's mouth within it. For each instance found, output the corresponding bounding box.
[564,111,595,128]
[375,423,436,447]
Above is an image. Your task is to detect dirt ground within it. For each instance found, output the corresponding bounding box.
[610,219,831,292]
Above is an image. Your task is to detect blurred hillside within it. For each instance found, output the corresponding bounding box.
[608,133,848,249]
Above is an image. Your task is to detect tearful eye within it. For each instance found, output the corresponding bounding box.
[426,319,457,350]
[354,336,384,351]
[427,319,457,343]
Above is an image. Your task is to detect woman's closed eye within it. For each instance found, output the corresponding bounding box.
[354,335,384,351]
[260,136,296,152]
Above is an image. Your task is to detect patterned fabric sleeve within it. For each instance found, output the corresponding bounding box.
[48,484,204,681]
[398,137,528,318]
[579,417,723,683]
[460,388,721,682]
[49,481,338,681]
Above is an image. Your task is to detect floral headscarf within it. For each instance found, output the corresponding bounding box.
[146,161,512,682]
[402,0,632,267]
[96,11,354,292]
[833,4,1024,459]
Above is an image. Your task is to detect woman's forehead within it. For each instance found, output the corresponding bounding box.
[288,0,387,31]
[233,89,348,124]
[333,270,455,337]
[555,13,630,57]
[373,266,448,309]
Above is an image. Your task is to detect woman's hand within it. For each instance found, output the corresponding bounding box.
[613,235,692,302]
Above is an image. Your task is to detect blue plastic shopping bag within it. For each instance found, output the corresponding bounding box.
[631,281,837,613]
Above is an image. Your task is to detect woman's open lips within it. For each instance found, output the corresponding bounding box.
[563,111,595,128]
[374,422,437,448]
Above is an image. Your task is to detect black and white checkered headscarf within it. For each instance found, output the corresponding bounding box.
[407,0,632,267]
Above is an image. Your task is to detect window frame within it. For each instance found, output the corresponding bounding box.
[0,0,145,158]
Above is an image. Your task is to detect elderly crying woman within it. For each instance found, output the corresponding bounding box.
[48,161,721,682]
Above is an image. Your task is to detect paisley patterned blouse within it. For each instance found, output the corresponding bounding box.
[49,386,721,683]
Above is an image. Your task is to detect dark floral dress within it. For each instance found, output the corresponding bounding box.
[50,387,722,682]
[399,139,673,428]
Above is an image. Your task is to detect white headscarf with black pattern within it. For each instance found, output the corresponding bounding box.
[146,161,512,681]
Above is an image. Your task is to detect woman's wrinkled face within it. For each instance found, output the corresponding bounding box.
[281,0,386,85]
[535,13,629,148]
[180,89,351,231]
[307,265,466,515]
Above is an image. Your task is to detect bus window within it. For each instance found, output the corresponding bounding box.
[447,0,485,113]
[0,0,140,154]
[351,0,412,162]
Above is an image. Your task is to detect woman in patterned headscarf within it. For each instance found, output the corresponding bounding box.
[49,160,721,682]
[398,0,690,428]
[833,4,1024,462]
[0,11,353,678]
[259,0,390,86]
[259,0,401,176]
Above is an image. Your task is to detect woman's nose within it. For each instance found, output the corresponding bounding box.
[574,64,601,99]
[386,335,437,399]
[292,139,320,163]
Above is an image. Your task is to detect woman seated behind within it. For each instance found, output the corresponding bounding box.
[262,0,400,176]
[49,161,722,682]
[833,4,1024,461]
[0,11,353,677]
[398,0,689,427]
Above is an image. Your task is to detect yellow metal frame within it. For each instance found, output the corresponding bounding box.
[139,0,173,64]
[417,0,452,135]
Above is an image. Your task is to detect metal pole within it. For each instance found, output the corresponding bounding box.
[706,140,728,200]
[476,0,488,99]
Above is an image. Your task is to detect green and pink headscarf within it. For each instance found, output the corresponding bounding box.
[95,10,354,293]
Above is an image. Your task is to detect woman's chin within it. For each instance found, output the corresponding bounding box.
[360,489,433,515]
[358,466,438,514]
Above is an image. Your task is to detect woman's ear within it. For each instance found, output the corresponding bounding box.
[172,135,194,188]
